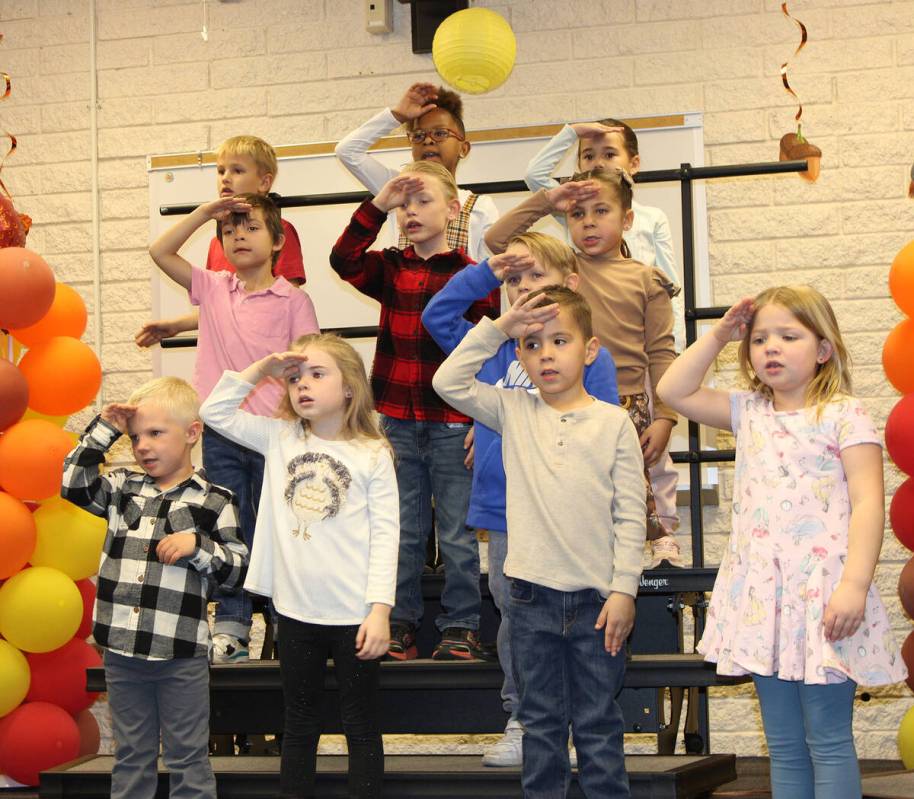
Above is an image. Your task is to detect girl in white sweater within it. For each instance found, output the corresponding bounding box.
[200,333,399,799]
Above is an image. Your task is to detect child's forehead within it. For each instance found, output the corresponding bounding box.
[751,302,807,331]
[580,130,627,152]
[128,401,179,428]
[216,151,261,171]
[416,107,459,129]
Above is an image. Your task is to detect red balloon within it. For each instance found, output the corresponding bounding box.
[883,319,914,395]
[903,630,914,694]
[0,490,37,579]
[899,557,914,619]
[890,240,914,317]
[9,283,88,349]
[25,637,102,714]
[0,248,55,330]
[0,418,75,501]
[891,478,914,552]
[0,701,80,786]
[886,395,914,477]
[0,358,28,432]
[16,336,101,416]
[74,708,100,757]
[74,578,96,640]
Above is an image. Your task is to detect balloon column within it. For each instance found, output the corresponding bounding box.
[0,245,105,787]
[886,240,914,768]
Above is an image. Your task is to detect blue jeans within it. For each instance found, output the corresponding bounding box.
[381,416,479,631]
[487,531,518,718]
[753,673,861,799]
[509,579,629,799]
[105,651,215,799]
[203,426,265,642]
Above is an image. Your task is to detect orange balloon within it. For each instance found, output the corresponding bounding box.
[0,248,55,330]
[17,336,101,416]
[890,241,914,317]
[0,357,28,432]
[0,490,37,579]
[883,319,914,395]
[0,419,75,501]
[9,283,87,348]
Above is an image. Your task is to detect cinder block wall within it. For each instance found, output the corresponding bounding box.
[4,0,913,758]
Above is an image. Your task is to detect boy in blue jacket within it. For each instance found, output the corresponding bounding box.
[422,231,619,766]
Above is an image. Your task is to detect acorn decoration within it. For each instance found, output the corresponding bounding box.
[779,126,821,183]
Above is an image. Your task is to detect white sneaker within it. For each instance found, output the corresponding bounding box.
[569,744,578,769]
[211,633,249,664]
[482,718,523,767]
[649,535,684,569]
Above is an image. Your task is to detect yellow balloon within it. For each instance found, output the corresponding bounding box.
[21,407,69,427]
[432,8,516,95]
[30,496,106,581]
[0,639,30,717]
[900,705,914,768]
[0,566,82,653]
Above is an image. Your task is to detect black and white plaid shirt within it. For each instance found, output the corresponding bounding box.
[62,416,248,660]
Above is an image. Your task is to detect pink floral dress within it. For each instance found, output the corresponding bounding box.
[698,392,906,686]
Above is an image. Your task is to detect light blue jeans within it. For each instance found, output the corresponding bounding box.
[753,673,861,799]
[486,530,518,718]
[381,416,479,631]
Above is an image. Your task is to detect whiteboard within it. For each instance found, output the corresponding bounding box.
[147,114,712,486]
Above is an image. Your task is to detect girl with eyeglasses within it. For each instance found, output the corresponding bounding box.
[335,82,500,262]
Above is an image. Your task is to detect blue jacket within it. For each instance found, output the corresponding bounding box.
[423,259,620,533]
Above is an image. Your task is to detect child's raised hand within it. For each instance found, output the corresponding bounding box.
[199,196,252,222]
[495,290,560,340]
[156,532,196,566]
[640,418,674,467]
[100,402,137,434]
[546,180,600,213]
[713,298,755,344]
[571,122,625,140]
[254,351,310,382]
[487,250,536,282]
[823,581,867,642]
[135,319,182,348]
[392,82,438,123]
[596,592,635,655]
[372,174,425,213]
[356,605,391,660]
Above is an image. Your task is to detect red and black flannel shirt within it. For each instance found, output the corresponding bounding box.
[330,199,499,422]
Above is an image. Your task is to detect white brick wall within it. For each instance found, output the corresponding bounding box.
[4,0,914,760]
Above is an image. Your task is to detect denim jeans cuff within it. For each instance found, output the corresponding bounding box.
[213,620,252,641]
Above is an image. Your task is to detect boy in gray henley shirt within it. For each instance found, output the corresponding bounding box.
[433,286,645,798]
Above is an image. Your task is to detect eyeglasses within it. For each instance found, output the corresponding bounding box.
[406,127,466,144]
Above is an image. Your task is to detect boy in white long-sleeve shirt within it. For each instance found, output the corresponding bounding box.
[433,286,645,798]
[335,81,498,261]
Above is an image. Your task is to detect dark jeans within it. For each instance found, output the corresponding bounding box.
[380,415,479,632]
[277,614,383,799]
[509,579,630,799]
[203,426,265,641]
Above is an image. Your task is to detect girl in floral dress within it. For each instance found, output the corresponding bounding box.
[657,285,906,799]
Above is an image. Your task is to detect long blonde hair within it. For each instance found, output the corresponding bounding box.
[276,333,388,445]
[738,285,852,411]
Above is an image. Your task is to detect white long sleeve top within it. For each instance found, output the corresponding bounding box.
[334,107,498,261]
[200,371,400,625]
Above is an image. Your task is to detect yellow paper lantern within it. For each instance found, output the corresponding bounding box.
[0,566,82,653]
[20,407,69,428]
[30,496,106,581]
[901,705,914,768]
[0,640,30,717]
[432,8,516,95]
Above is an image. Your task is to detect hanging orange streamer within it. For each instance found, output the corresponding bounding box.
[780,2,808,125]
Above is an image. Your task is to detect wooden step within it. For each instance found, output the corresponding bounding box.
[41,753,738,799]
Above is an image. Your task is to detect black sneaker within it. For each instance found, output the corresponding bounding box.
[432,628,496,661]
[387,623,418,661]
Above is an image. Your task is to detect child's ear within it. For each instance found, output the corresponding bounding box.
[273,233,286,254]
[622,208,634,231]
[459,139,471,160]
[628,153,641,176]
[185,420,203,446]
[816,339,834,365]
[258,172,274,193]
[564,273,580,292]
[447,198,460,222]
[584,336,599,366]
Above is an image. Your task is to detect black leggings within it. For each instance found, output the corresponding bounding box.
[278,614,383,799]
